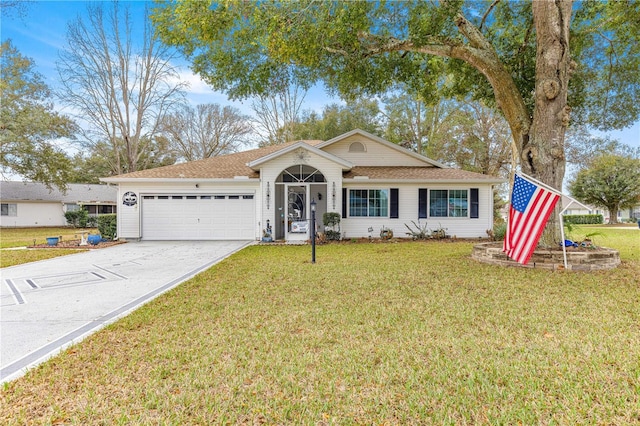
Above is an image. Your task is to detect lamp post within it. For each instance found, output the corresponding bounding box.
[310,198,316,264]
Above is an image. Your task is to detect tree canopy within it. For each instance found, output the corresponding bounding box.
[152,1,639,133]
[153,0,640,243]
[292,99,383,142]
[569,155,640,224]
[0,40,76,190]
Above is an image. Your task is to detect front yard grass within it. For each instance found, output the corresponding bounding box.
[1,228,639,424]
[0,227,97,268]
[0,248,85,268]
[0,227,97,248]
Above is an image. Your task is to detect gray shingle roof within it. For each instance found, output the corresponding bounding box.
[344,166,504,182]
[103,140,324,180]
[0,181,117,204]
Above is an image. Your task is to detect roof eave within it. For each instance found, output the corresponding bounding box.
[100,177,260,184]
[343,178,506,184]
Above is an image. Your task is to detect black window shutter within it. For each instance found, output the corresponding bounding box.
[470,188,479,219]
[342,188,347,218]
[418,188,428,219]
[390,188,399,218]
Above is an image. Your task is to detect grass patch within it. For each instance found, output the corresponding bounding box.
[1,227,97,267]
[0,227,97,248]
[1,228,639,424]
[0,249,85,268]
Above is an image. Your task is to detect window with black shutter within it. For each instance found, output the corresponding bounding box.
[342,188,347,218]
[390,188,399,218]
[470,188,479,219]
[418,188,428,218]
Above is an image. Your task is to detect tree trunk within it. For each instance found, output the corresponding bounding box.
[607,206,618,225]
[523,0,573,246]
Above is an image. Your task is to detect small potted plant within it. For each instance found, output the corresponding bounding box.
[380,226,393,240]
[261,229,273,243]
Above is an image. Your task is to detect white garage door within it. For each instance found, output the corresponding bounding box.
[141,194,255,240]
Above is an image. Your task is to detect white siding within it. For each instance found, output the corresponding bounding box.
[258,149,345,238]
[322,134,429,167]
[0,202,66,227]
[341,183,494,239]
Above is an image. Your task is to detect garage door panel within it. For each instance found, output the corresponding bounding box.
[142,195,255,240]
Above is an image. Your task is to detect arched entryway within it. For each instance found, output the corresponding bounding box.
[275,165,327,241]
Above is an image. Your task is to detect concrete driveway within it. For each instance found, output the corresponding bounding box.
[1,240,253,383]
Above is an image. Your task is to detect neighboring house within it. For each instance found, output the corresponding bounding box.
[0,181,117,228]
[102,129,504,241]
[562,197,640,223]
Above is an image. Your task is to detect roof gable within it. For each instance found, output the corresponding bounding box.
[248,141,353,170]
[317,129,447,168]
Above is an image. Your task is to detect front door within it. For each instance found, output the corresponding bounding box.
[285,184,309,241]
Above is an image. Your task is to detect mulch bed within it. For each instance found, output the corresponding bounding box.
[28,239,126,249]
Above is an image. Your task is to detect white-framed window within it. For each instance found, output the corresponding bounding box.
[65,203,80,212]
[349,189,389,217]
[429,189,469,218]
[1,203,17,216]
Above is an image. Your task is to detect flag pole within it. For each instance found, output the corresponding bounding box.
[518,172,564,197]
[559,205,569,270]
[518,172,584,270]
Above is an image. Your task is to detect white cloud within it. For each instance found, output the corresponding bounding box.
[172,68,216,95]
[169,67,253,113]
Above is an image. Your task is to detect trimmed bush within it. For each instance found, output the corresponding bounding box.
[323,212,341,240]
[563,214,604,225]
[97,214,117,240]
[65,209,89,228]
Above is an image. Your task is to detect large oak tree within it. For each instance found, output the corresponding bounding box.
[152,0,640,243]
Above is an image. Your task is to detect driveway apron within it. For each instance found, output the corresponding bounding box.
[1,240,252,383]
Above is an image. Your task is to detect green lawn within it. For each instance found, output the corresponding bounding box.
[0,227,97,268]
[1,227,639,424]
[0,227,98,248]
[0,248,86,268]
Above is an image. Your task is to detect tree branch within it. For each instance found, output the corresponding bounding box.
[345,22,530,148]
[480,0,500,31]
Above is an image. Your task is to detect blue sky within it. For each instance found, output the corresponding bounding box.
[1,0,333,118]
[2,0,639,149]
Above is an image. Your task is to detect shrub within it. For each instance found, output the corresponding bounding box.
[325,230,341,240]
[323,212,341,240]
[563,214,604,225]
[492,223,507,241]
[97,214,117,240]
[323,212,341,227]
[65,209,89,228]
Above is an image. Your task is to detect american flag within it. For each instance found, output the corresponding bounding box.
[503,174,560,265]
